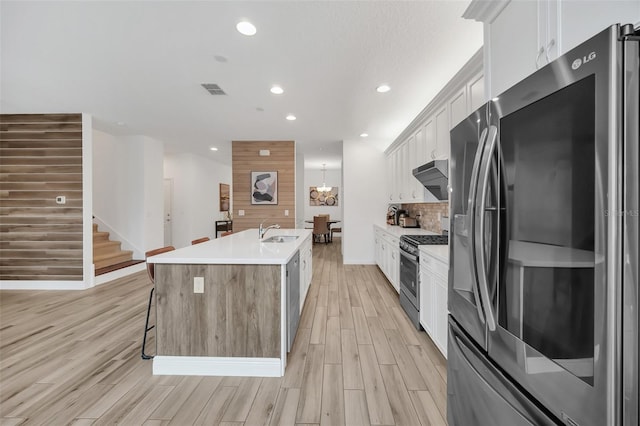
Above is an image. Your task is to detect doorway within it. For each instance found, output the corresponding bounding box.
[163,178,173,246]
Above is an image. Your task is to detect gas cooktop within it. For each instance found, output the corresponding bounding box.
[400,234,449,246]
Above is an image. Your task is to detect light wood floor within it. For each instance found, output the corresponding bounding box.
[0,239,447,425]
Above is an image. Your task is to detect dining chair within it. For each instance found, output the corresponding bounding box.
[191,236,210,245]
[313,215,330,243]
[142,245,175,360]
[331,226,342,241]
[318,214,333,240]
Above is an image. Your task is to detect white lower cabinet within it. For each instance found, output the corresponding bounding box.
[387,243,399,293]
[299,235,313,310]
[419,252,448,358]
[373,226,400,293]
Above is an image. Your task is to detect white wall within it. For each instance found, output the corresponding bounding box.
[163,153,232,249]
[343,139,387,264]
[304,168,343,222]
[93,130,164,258]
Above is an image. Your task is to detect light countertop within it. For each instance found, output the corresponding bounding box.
[148,228,312,265]
[420,245,450,264]
[373,224,439,238]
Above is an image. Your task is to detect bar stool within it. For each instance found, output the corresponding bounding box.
[191,237,210,245]
[141,245,175,360]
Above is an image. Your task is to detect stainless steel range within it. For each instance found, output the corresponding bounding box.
[399,234,448,329]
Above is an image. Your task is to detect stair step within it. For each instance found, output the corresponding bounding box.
[93,231,110,242]
[93,240,122,257]
[94,250,133,270]
[95,259,145,276]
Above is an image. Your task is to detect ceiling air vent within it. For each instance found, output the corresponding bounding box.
[201,83,227,95]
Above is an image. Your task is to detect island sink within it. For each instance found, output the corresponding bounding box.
[262,235,299,243]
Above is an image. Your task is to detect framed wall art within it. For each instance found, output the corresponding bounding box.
[219,183,230,212]
[251,171,278,205]
[309,186,339,206]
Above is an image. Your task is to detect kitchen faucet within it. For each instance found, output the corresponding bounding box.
[259,220,280,239]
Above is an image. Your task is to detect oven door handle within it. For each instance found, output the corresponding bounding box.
[467,127,489,326]
[399,249,418,263]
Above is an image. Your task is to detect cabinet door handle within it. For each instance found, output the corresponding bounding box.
[535,45,545,69]
[544,39,556,64]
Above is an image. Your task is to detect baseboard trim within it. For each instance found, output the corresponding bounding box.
[153,356,283,377]
[0,280,89,290]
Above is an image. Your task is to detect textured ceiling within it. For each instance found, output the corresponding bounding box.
[0,1,483,169]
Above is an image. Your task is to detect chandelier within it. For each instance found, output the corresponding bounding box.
[317,164,332,193]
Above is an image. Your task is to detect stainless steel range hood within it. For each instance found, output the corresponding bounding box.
[412,160,449,200]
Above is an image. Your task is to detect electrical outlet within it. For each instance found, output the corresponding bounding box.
[238,210,245,216]
[284,209,289,216]
[194,277,204,293]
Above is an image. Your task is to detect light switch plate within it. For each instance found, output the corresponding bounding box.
[238,210,245,216]
[194,277,204,293]
[284,209,289,216]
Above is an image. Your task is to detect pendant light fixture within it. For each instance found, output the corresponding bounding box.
[317,164,332,193]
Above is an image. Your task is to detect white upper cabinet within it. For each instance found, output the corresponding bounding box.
[487,0,540,97]
[448,88,467,132]
[408,130,424,201]
[434,106,449,160]
[424,119,436,163]
[475,0,640,98]
[559,1,640,53]
[384,49,483,203]
[386,154,395,202]
[468,72,485,113]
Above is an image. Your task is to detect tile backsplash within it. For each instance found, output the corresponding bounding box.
[402,202,449,234]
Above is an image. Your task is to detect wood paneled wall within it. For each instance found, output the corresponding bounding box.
[155,263,281,357]
[232,141,295,232]
[0,114,84,281]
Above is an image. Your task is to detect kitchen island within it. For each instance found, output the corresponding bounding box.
[147,228,312,377]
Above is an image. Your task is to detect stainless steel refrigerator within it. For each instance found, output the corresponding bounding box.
[447,24,638,426]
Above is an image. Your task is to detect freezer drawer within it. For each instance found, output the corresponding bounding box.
[447,317,557,426]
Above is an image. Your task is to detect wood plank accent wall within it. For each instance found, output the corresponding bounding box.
[232,141,295,232]
[0,114,84,281]
[155,263,281,357]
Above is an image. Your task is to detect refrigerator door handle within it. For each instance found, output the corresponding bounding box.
[474,125,498,331]
[467,127,489,325]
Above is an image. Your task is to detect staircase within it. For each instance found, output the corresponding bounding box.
[93,223,138,273]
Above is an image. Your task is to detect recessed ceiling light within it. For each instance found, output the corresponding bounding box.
[360,133,368,137]
[492,97,500,102]
[236,21,257,36]
[270,85,284,95]
[286,114,296,121]
[376,84,391,93]
[210,147,219,151]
